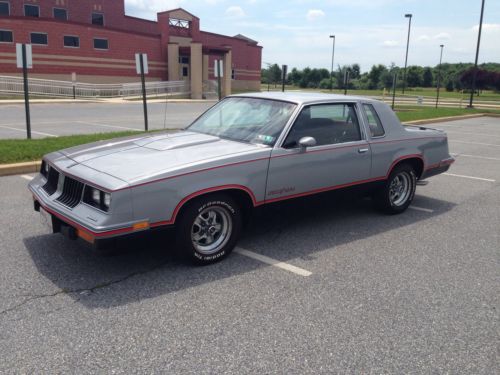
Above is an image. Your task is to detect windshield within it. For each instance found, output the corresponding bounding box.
[187,97,297,146]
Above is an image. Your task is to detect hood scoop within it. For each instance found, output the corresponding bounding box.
[140,133,220,151]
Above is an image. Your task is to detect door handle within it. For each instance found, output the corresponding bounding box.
[358,148,369,154]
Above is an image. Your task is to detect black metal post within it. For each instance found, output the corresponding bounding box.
[344,70,349,95]
[392,71,398,110]
[435,44,444,108]
[22,44,31,139]
[281,64,287,92]
[329,35,335,91]
[217,60,222,100]
[72,85,76,99]
[402,14,412,95]
[469,0,485,108]
[139,53,148,131]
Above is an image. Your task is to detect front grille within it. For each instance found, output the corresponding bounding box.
[42,167,60,196]
[56,176,84,208]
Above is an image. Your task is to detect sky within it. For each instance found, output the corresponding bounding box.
[124,0,500,72]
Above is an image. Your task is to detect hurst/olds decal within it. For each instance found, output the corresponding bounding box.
[267,187,296,196]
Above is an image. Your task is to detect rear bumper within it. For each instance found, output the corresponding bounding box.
[421,156,455,180]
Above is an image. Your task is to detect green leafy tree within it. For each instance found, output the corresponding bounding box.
[422,67,433,87]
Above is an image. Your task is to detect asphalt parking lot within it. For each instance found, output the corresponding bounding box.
[0,117,498,373]
[0,101,215,138]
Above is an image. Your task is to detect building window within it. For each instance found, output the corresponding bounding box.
[53,8,67,20]
[63,35,79,48]
[24,4,40,17]
[91,12,104,26]
[182,67,189,77]
[31,32,48,45]
[231,69,235,80]
[93,38,108,50]
[179,56,189,64]
[0,29,13,43]
[0,2,10,16]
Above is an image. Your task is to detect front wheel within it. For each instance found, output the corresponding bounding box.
[176,194,242,264]
[374,164,416,214]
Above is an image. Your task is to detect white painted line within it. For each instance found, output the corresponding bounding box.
[452,153,500,162]
[451,140,500,147]
[443,173,495,182]
[445,130,500,138]
[0,125,58,138]
[77,121,140,131]
[234,248,312,277]
[20,175,34,181]
[409,206,434,213]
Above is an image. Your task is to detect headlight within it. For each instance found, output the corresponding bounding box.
[84,186,111,212]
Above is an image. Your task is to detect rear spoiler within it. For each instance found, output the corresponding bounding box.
[404,124,444,132]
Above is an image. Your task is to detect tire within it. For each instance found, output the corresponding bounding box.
[374,163,416,214]
[176,194,242,265]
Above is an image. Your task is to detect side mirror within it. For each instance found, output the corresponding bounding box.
[298,136,317,149]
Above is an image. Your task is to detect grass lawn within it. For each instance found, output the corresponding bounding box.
[0,131,147,164]
[1,106,499,165]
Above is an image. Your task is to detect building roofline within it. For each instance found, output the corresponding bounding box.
[123,15,157,25]
[3,16,161,38]
[156,8,200,20]
[201,30,261,47]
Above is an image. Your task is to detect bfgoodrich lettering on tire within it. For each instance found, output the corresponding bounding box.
[176,193,242,264]
[375,163,416,214]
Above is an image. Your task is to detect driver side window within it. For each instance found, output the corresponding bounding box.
[283,103,362,148]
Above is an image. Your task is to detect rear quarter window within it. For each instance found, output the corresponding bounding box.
[363,103,385,137]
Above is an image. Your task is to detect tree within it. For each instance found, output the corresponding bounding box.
[367,64,387,89]
[422,67,433,87]
[406,66,423,88]
[268,64,282,87]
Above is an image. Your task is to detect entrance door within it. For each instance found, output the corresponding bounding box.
[179,56,190,81]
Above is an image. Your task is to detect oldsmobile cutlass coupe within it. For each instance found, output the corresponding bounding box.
[29,93,454,264]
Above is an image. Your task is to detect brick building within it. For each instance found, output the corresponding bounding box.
[0,0,262,97]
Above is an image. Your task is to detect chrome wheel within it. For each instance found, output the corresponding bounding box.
[389,171,412,206]
[191,206,232,255]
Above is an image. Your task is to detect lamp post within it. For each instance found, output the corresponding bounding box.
[468,0,486,108]
[435,44,444,108]
[402,13,412,95]
[329,35,335,91]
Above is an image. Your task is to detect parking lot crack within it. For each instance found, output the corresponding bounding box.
[1,263,167,316]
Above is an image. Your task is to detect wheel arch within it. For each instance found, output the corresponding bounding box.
[171,185,257,225]
[387,155,425,179]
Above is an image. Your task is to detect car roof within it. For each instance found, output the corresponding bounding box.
[230,91,378,105]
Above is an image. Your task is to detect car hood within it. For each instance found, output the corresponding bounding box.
[60,131,267,183]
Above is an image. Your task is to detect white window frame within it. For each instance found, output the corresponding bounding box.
[24,3,40,17]
[30,32,48,46]
[93,37,109,50]
[63,35,80,48]
[0,29,13,44]
[0,1,10,16]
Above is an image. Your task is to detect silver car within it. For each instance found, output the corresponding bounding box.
[29,93,454,264]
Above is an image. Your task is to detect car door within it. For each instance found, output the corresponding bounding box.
[265,102,371,202]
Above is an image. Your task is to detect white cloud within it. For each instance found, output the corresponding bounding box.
[382,40,399,47]
[416,35,430,42]
[225,6,245,18]
[472,23,500,32]
[306,9,325,22]
[433,32,451,40]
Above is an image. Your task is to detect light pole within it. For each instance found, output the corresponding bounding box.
[402,13,412,95]
[468,0,486,108]
[329,35,335,91]
[435,44,444,108]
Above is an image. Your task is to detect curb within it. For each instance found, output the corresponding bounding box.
[0,161,41,177]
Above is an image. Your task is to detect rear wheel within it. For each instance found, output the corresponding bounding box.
[176,194,242,264]
[374,163,416,214]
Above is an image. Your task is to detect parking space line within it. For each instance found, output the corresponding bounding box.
[0,125,58,138]
[409,206,434,213]
[77,121,141,131]
[451,153,500,162]
[451,140,500,147]
[235,248,312,277]
[443,173,495,182]
[20,175,34,181]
